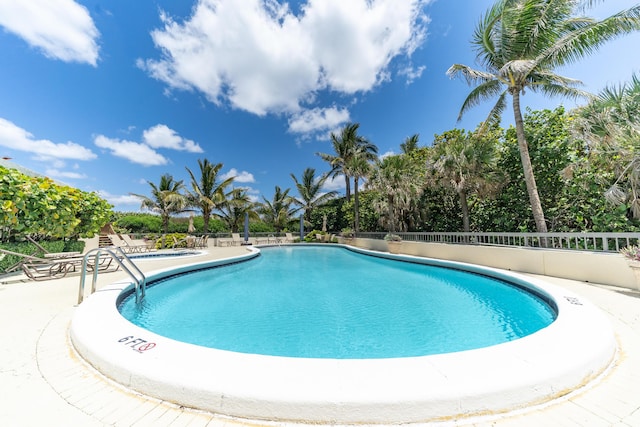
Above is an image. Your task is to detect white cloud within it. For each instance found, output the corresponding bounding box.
[398,64,426,84]
[0,0,100,65]
[140,0,429,117]
[142,124,203,153]
[46,168,87,180]
[379,150,395,160]
[222,168,256,183]
[94,135,168,166]
[0,117,97,160]
[321,175,346,192]
[97,191,142,208]
[288,106,350,138]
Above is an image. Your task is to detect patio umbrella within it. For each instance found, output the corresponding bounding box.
[244,212,249,243]
[187,214,195,233]
[322,214,327,232]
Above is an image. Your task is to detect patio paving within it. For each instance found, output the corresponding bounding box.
[0,246,638,426]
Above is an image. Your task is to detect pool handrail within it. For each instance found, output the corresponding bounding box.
[78,247,146,305]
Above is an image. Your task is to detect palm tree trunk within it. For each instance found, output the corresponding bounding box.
[511,90,548,233]
[458,189,470,233]
[354,177,360,232]
[345,175,351,202]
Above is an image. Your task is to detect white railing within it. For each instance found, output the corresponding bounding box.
[355,232,640,253]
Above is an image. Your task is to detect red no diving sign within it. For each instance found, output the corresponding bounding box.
[118,336,157,353]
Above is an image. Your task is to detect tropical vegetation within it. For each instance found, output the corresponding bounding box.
[448,0,640,233]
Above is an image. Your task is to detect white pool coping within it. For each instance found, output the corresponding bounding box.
[70,245,616,424]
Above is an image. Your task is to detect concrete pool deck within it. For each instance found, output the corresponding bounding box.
[1,246,639,426]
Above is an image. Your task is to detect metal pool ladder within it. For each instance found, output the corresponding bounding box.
[77,247,147,305]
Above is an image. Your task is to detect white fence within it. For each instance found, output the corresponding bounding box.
[356,232,640,253]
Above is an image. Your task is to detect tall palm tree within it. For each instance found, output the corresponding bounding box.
[431,129,499,232]
[215,188,258,232]
[448,0,640,233]
[185,159,234,234]
[316,123,377,202]
[258,186,299,232]
[344,153,372,232]
[400,134,420,154]
[290,168,338,223]
[130,173,186,236]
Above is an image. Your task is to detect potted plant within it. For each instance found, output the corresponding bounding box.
[341,228,355,242]
[384,233,402,254]
[620,245,640,289]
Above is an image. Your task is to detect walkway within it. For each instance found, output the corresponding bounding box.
[0,246,638,426]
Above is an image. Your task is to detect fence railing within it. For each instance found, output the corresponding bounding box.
[355,232,640,253]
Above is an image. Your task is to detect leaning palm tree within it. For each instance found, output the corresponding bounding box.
[130,174,186,240]
[290,168,338,223]
[316,123,377,202]
[430,129,500,232]
[185,159,235,234]
[448,0,640,233]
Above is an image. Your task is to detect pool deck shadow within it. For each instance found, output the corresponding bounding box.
[1,246,639,426]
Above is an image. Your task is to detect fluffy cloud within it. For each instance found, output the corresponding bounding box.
[0,0,100,65]
[46,169,87,180]
[142,124,203,153]
[221,168,256,183]
[321,175,346,193]
[94,135,169,166]
[94,124,202,166]
[288,107,350,139]
[0,117,97,160]
[97,191,142,209]
[140,0,429,127]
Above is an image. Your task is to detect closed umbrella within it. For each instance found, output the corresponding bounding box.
[188,214,195,233]
[299,214,304,241]
[244,212,249,243]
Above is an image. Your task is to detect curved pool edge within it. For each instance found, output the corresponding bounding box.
[70,244,617,424]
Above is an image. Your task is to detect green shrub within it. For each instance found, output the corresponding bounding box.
[154,233,187,249]
[304,230,325,242]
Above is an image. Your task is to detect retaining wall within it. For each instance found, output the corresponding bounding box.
[341,238,637,290]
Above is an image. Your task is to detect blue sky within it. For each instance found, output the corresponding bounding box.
[0,0,639,212]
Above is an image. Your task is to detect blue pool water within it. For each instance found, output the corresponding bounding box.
[118,246,556,359]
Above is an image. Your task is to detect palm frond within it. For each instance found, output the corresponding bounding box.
[457,79,505,121]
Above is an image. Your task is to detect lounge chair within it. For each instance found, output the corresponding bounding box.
[217,234,234,247]
[0,248,116,281]
[107,234,142,254]
[120,234,155,252]
[282,233,295,243]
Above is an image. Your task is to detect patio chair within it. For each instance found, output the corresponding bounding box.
[283,233,295,243]
[107,234,143,254]
[120,234,155,252]
[0,248,116,281]
[195,235,209,249]
[231,233,244,246]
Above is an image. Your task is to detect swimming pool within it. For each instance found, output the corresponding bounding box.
[71,245,616,424]
[119,246,556,359]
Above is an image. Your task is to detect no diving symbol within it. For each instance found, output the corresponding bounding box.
[138,342,156,352]
[118,336,157,353]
